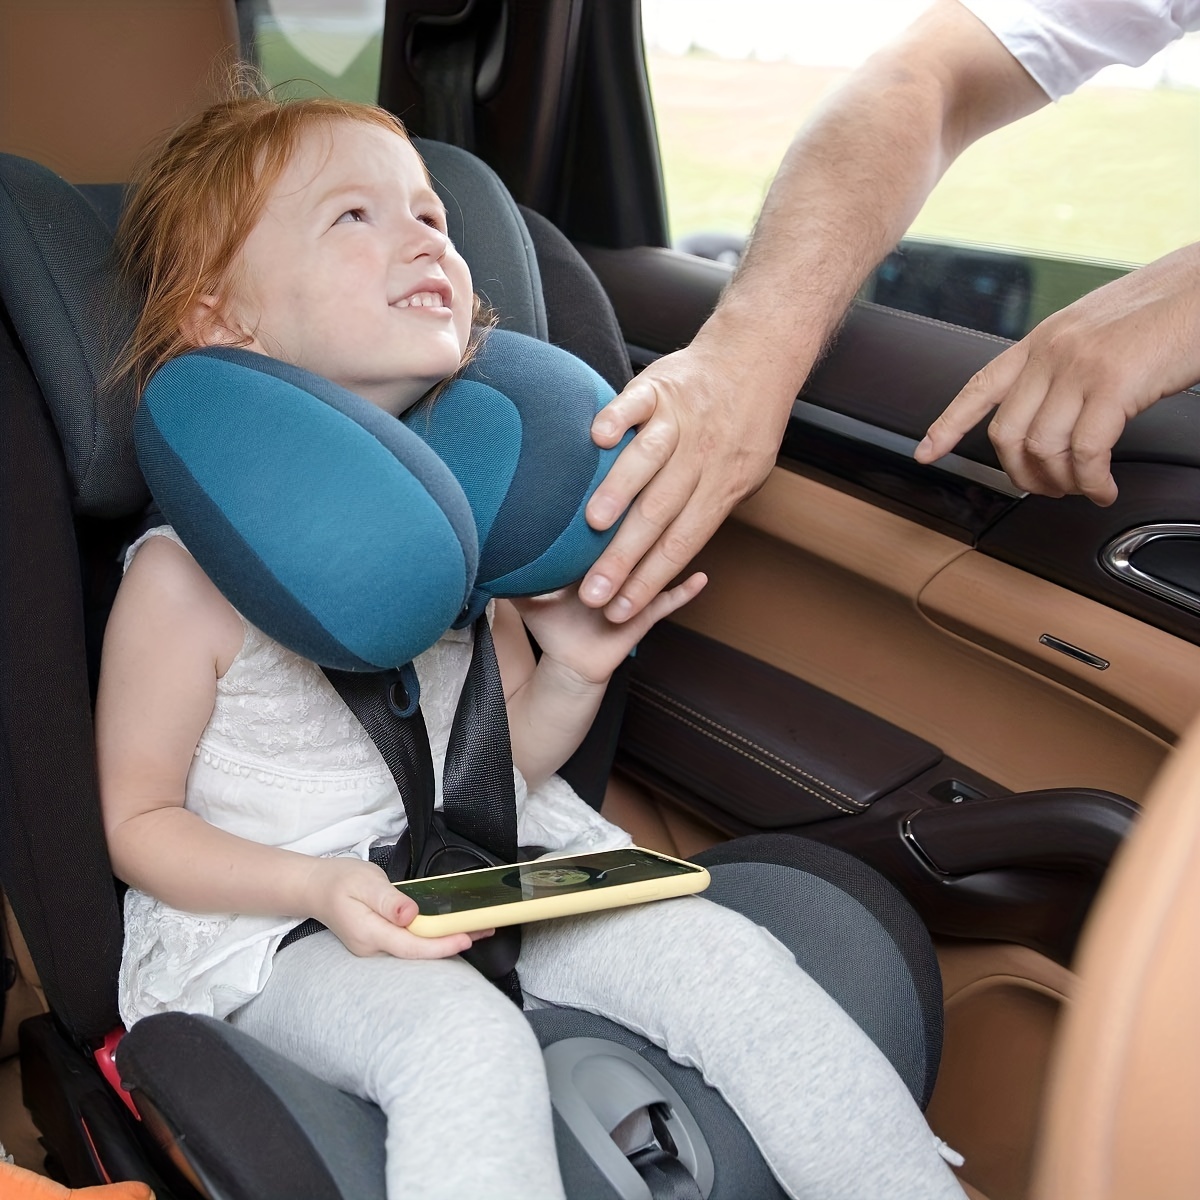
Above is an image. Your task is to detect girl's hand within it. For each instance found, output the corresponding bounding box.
[303,856,489,959]
[512,571,707,687]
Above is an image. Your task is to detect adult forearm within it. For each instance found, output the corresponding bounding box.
[702,78,945,396]
[107,804,323,917]
[711,49,979,423]
[694,0,1046,401]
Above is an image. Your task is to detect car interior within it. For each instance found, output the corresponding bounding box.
[0,2,1197,1199]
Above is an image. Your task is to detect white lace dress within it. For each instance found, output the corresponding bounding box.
[117,527,631,1028]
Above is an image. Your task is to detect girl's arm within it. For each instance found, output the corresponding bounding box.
[97,536,472,958]
[492,573,705,791]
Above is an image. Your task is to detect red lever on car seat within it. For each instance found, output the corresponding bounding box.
[94,1028,139,1120]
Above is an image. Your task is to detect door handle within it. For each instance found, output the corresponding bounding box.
[1100,523,1200,616]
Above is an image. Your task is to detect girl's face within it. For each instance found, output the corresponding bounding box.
[213,119,474,415]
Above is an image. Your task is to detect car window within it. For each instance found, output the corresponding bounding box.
[239,0,384,104]
[642,0,1200,338]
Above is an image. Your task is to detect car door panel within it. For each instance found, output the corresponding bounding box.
[584,246,1200,810]
[918,550,1200,744]
[980,464,1200,642]
[671,470,1169,803]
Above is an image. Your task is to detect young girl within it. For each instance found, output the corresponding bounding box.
[97,91,967,1200]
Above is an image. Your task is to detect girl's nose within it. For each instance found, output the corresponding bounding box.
[405,217,449,261]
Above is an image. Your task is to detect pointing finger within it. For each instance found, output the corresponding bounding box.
[916,342,1030,463]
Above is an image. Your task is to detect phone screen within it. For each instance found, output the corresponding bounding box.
[397,848,702,915]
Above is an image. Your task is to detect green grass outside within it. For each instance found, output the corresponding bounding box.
[251,36,1198,322]
[647,51,1200,271]
[257,31,383,105]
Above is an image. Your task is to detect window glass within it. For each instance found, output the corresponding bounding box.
[642,0,1200,337]
[241,0,385,104]
[642,0,922,251]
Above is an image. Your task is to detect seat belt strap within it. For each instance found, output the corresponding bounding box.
[300,621,524,1004]
[322,662,433,881]
[628,1105,705,1200]
[416,33,477,153]
[441,614,518,864]
[628,1147,704,1200]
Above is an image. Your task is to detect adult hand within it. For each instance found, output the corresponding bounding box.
[914,243,1200,505]
[305,856,488,959]
[580,343,790,622]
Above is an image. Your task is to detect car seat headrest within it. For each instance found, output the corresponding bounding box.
[0,153,146,517]
[0,144,545,520]
[135,329,630,671]
[417,140,547,344]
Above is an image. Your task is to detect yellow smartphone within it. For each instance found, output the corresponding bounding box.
[396,846,710,937]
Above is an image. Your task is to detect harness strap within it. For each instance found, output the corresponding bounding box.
[281,620,524,1003]
[441,615,518,864]
[628,1105,705,1200]
[322,662,432,881]
[628,1147,705,1200]
[415,29,478,153]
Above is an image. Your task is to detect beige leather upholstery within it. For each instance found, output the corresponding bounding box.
[0,0,238,183]
[1032,711,1200,1198]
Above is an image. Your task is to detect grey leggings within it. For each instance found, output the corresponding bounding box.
[229,896,965,1200]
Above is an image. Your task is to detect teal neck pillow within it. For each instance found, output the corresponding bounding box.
[133,329,630,671]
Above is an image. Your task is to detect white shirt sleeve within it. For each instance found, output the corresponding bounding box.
[960,0,1200,100]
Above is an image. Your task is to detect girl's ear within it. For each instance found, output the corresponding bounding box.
[182,295,241,348]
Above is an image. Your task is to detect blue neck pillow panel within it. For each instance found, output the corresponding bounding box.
[134,329,630,672]
[408,330,628,612]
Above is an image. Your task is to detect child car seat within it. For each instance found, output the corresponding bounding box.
[0,140,945,1200]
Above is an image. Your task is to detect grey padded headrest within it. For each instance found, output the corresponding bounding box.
[0,139,547,519]
[417,139,547,342]
[0,153,144,518]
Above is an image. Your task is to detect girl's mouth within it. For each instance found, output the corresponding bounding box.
[393,289,448,309]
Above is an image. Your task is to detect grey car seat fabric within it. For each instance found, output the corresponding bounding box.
[696,835,942,1109]
[518,202,633,393]
[0,154,143,517]
[117,827,943,1200]
[0,143,943,1198]
[120,1004,791,1200]
[0,140,544,522]
[418,138,548,343]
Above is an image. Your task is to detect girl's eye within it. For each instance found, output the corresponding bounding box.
[334,208,366,225]
[419,212,446,232]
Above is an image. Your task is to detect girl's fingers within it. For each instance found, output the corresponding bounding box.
[364,909,474,958]
[384,928,475,959]
[365,884,491,957]
[645,572,708,622]
[385,888,419,926]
